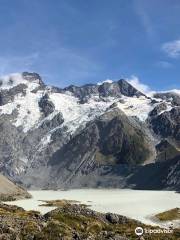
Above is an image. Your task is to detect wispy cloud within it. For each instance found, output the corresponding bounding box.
[156,61,173,68]
[0,53,39,75]
[97,79,113,85]
[134,0,155,39]
[127,75,154,96]
[162,39,180,58]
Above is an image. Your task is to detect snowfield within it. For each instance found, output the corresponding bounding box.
[0,72,176,135]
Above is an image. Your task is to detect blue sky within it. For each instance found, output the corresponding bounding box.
[0,0,180,91]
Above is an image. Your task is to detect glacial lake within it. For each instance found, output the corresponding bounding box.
[5,189,180,227]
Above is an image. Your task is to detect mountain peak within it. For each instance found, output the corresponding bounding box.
[22,72,45,86]
[117,79,146,97]
[63,78,146,103]
[0,71,179,191]
[0,72,44,91]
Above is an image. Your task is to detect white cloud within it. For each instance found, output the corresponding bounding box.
[162,39,180,58]
[134,0,155,40]
[127,75,154,96]
[156,61,173,68]
[169,89,180,95]
[97,79,113,85]
[97,75,154,96]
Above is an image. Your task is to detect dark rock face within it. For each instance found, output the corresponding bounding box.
[0,118,25,176]
[154,92,180,106]
[95,110,152,165]
[64,84,99,103]
[22,72,44,86]
[64,79,145,103]
[149,102,167,117]
[38,93,55,117]
[0,84,27,106]
[48,108,153,188]
[166,157,180,190]
[105,213,127,224]
[40,112,64,129]
[148,107,180,147]
[155,139,179,162]
[128,155,180,190]
[117,79,145,97]
[98,82,122,98]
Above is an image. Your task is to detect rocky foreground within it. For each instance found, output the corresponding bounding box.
[0,202,179,240]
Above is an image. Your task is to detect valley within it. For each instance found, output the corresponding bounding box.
[0,72,179,191]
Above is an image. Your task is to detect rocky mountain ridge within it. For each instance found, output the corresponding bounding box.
[0,72,179,190]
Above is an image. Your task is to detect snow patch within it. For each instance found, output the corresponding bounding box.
[14,166,26,175]
[0,73,167,134]
[49,92,116,134]
[117,95,153,121]
[48,92,154,135]
[0,73,39,90]
[41,134,52,147]
[158,103,173,116]
[12,89,42,132]
[168,89,180,95]
[0,82,43,132]
[0,72,44,132]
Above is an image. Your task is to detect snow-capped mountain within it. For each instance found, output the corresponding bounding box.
[0,72,179,190]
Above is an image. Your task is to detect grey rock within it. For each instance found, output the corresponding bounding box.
[40,112,64,130]
[155,139,179,162]
[22,72,44,86]
[63,79,145,103]
[128,155,180,190]
[106,213,119,224]
[0,84,27,106]
[154,92,180,106]
[148,107,180,147]
[117,79,145,97]
[38,93,55,117]
[149,102,167,117]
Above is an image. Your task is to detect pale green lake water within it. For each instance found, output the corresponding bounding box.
[5,189,180,227]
